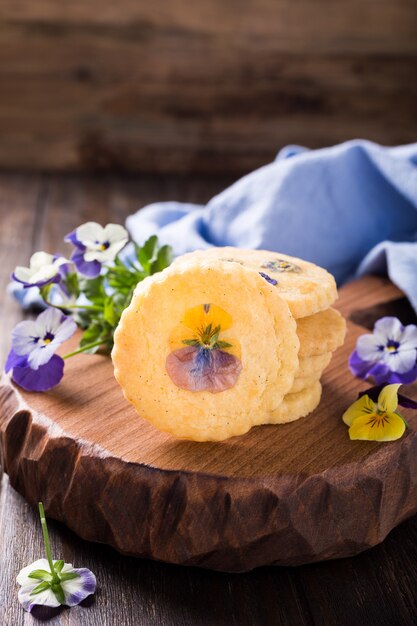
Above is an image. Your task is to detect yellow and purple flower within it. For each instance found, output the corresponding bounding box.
[349,317,417,385]
[65,222,128,277]
[261,259,301,273]
[343,384,409,442]
[5,308,76,391]
[166,303,242,393]
[12,252,70,288]
[17,503,96,613]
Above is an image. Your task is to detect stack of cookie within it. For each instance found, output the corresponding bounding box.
[112,248,345,441]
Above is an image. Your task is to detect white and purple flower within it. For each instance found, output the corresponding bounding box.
[65,222,128,277]
[12,252,70,288]
[17,558,96,613]
[17,503,96,613]
[5,307,77,391]
[349,317,417,385]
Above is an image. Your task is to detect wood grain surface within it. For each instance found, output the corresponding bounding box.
[0,1,417,174]
[1,174,417,624]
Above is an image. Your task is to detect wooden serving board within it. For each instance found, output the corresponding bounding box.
[1,276,417,573]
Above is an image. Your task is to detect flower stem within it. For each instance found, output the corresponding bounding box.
[62,338,108,359]
[38,502,59,583]
[43,298,102,312]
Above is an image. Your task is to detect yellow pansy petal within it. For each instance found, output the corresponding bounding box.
[377,384,401,414]
[182,304,232,333]
[169,324,197,351]
[342,394,375,426]
[348,411,405,442]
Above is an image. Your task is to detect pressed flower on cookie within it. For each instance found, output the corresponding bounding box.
[166,303,242,393]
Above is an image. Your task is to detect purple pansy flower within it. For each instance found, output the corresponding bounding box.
[5,308,77,391]
[12,252,70,288]
[65,222,128,277]
[349,317,417,385]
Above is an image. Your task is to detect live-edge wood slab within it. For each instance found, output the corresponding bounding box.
[1,276,417,573]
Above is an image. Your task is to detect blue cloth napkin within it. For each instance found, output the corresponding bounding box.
[127,140,417,313]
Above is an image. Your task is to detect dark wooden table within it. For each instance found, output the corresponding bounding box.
[1,173,417,626]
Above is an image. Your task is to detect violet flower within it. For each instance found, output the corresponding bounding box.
[5,307,77,391]
[65,222,128,277]
[12,252,69,288]
[349,317,417,385]
[17,503,96,613]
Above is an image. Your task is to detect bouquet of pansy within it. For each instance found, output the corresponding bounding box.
[5,222,172,392]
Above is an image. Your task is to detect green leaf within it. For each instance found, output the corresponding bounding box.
[150,245,173,274]
[59,572,80,582]
[80,276,106,304]
[53,560,65,574]
[80,323,105,353]
[104,296,118,326]
[30,581,52,596]
[28,569,53,581]
[63,272,80,298]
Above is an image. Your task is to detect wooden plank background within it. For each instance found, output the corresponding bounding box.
[0,1,416,174]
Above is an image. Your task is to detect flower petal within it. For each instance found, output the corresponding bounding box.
[65,229,85,250]
[18,584,60,612]
[348,411,406,442]
[5,348,28,372]
[27,343,57,369]
[399,324,417,350]
[36,307,64,335]
[342,394,376,426]
[17,559,51,586]
[166,346,242,393]
[11,320,40,355]
[374,317,404,342]
[75,222,104,245]
[53,316,77,345]
[71,250,101,277]
[377,383,401,413]
[182,304,233,333]
[356,334,383,362]
[384,349,416,374]
[12,355,64,392]
[348,350,406,384]
[61,567,97,606]
[103,223,128,243]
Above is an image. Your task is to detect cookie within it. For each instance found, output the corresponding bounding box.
[296,352,332,379]
[112,260,299,441]
[290,372,322,394]
[297,307,346,357]
[264,382,322,425]
[173,247,338,318]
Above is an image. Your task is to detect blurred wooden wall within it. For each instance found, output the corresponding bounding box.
[1,0,417,174]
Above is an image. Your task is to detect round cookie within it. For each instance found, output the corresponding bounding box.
[112,260,299,441]
[297,307,346,357]
[264,382,322,425]
[296,352,332,379]
[173,247,338,318]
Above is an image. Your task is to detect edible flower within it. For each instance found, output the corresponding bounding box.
[261,259,301,273]
[349,317,417,385]
[17,503,96,613]
[65,222,128,277]
[343,384,408,442]
[166,303,242,392]
[12,252,69,288]
[5,307,76,391]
